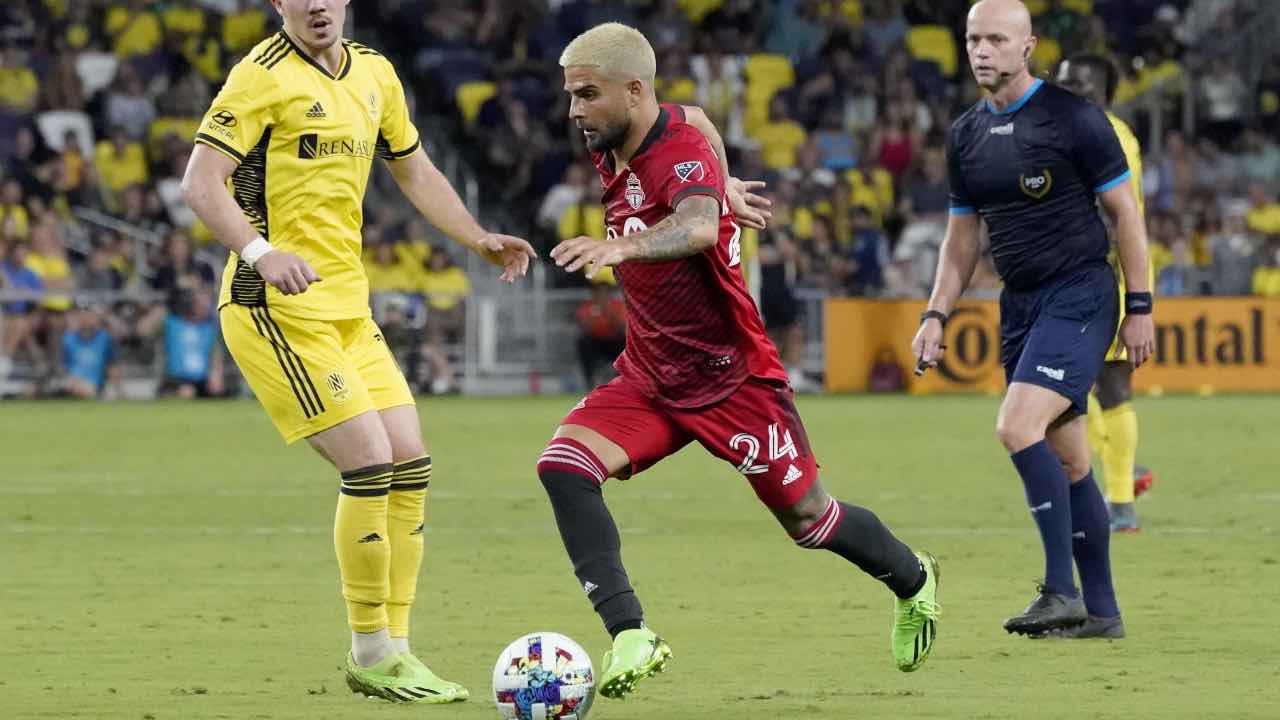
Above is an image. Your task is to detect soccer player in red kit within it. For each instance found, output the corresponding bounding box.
[539,23,942,699]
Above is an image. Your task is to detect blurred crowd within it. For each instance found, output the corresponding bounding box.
[396,0,1280,386]
[411,0,1280,300]
[0,0,473,397]
[5,0,1280,397]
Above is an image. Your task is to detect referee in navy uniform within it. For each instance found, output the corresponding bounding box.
[912,0,1155,639]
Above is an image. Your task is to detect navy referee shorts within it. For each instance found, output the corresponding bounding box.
[999,263,1119,417]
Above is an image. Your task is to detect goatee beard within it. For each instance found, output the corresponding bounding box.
[587,118,631,153]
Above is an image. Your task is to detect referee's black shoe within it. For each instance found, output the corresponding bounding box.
[1003,584,1087,635]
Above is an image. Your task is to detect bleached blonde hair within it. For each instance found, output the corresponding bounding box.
[559,22,656,85]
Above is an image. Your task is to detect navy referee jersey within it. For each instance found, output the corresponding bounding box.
[947,79,1130,291]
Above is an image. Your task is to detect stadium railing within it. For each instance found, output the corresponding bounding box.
[462,281,829,395]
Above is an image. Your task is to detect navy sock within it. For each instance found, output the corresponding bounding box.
[1010,440,1077,597]
[1069,473,1120,618]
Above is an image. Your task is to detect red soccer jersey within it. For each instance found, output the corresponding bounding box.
[589,104,787,408]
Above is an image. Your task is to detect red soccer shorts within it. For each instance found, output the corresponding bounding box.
[559,376,819,508]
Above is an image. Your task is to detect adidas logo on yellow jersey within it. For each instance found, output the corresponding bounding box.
[305,101,326,118]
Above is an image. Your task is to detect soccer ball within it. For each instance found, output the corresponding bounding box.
[492,631,595,720]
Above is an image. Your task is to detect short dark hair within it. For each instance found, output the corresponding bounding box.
[1066,52,1118,104]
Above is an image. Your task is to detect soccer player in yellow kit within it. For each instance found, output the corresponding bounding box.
[1057,53,1153,534]
[181,0,535,703]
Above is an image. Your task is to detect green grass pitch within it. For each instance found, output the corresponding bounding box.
[2,394,1276,719]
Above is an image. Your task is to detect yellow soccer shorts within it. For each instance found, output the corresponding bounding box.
[1104,259,1157,363]
[220,304,415,444]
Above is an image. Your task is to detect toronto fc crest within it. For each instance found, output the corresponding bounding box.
[625,172,645,209]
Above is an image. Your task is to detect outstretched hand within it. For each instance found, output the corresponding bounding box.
[727,177,772,230]
[476,233,538,282]
[550,235,629,280]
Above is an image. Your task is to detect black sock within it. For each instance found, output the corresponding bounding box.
[797,498,925,599]
[539,468,643,636]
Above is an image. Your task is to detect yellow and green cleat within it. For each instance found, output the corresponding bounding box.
[598,628,672,699]
[344,652,469,703]
[892,551,941,672]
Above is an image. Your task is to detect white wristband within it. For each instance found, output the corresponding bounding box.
[240,237,274,268]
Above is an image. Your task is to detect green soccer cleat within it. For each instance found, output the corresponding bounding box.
[892,551,941,673]
[344,652,468,704]
[598,628,672,699]
[399,652,470,701]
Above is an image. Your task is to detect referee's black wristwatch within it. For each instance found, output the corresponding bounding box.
[919,309,948,327]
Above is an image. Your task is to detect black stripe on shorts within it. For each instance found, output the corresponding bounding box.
[249,307,325,418]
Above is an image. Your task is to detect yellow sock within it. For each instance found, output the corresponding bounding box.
[387,456,431,640]
[1100,403,1138,504]
[335,463,394,633]
[1086,393,1107,452]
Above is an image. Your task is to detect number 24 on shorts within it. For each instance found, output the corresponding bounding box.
[730,423,797,475]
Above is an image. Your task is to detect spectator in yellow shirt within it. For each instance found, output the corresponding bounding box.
[365,240,421,296]
[223,0,268,53]
[1253,239,1280,298]
[655,51,697,106]
[1246,183,1280,236]
[421,250,471,342]
[395,220,434,270]
[24,214,75,312]
[106,0,163,57]
[95,129,150,198]
[0,45,38,112]
[1,180,30,241]
[754,95,807,170]
[23,214,75,370]
[54,130,88,203]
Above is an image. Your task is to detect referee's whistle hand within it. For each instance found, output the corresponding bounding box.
[912,318,946,367]
[256,251,320,295]
[1119,314,1155,369]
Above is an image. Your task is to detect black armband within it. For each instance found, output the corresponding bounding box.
[920,309,949,327]
[1124,292,1152,315]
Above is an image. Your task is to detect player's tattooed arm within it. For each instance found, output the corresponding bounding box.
[626,194,721,261]
[551,195,720,278]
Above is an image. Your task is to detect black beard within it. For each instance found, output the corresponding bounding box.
[586,117,631,153]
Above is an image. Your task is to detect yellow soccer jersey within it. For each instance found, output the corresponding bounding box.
[1106,111,1143,217]
[1104,111,1152,291]
[195,31,420,320]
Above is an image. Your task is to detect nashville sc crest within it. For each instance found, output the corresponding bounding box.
[625,172,645,209]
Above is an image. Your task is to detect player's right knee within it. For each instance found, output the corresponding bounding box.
[537,437,608,488]
[995,415,1042,453]
[789,496,842,549]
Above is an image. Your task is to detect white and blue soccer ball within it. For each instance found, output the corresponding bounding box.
[492,632,595,720]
